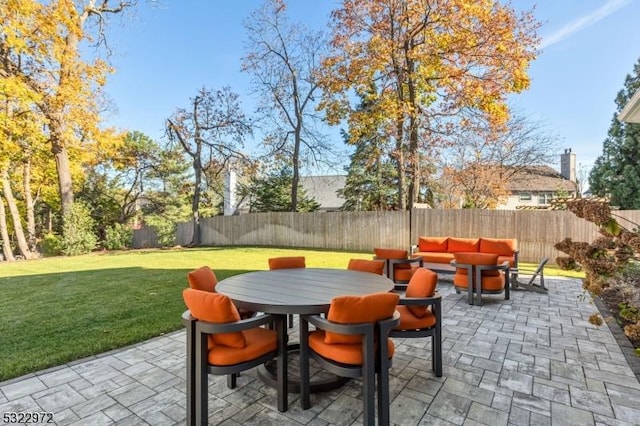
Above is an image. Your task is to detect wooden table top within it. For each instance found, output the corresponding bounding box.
[216,268,395,315]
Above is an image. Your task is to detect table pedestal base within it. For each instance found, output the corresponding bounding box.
[258,343,349,394]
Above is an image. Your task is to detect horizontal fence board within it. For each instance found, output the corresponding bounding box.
[133,209,639,264]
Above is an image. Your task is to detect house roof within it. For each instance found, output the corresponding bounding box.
[506,165,576,193]
[299,175,346,210]
[619,88,640,123]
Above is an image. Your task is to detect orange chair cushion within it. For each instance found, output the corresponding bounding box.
[418,236,448,252]
[405,268,438,318]
[374,248,408,259]
[347,259,385,275]
[325,292,399,344]
[208,327,277,366]
[182,289,246,349]
[393,264,419,282]
[453,273,505,291]
[310,330,395,365]
[479,238,517,257]
[447,237,480,253]
[268,256,306,270]
[187,266,217,292]
[453,252,499,276]
[395,306,436,330]
[418,252,454,264]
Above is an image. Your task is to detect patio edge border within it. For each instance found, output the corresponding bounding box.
[592,294,640,384]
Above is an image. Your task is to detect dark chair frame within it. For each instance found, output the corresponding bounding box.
[182,311,288,426]
[390,292,442,377]
[510,257,549,293]
[450,260,511,305]
[299,312,400,426]
[374,255,424,290]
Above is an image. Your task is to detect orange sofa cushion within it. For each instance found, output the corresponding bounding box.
[418,237,448,252]
[268,256,306,269]
[447,237,480,253]
[325,292,399,344]
[182,289,246,349]
[374,248,408,259]
[347,259,385,275]
[417,252,454,264]
[187,266,217,292]
[479,238,517,257]
[405,268,438,318]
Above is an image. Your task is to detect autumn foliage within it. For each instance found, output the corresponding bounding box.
[320,0,540,209]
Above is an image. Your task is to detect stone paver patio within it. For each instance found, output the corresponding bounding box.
[2,277,640,425]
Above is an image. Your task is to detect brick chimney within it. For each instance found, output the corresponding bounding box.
[560,148,576,182]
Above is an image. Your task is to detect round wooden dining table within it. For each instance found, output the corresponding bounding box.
[216,267,395,394]
[216,267,395,315]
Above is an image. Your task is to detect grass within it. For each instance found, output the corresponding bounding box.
[0,246,583,381]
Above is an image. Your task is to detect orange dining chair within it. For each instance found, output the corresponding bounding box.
[187,266,255,319]
[299,292,400,425]
[182,289,287,425]
[268,256,306,270]
[268,256,306,327]
[373,248,424,290]
[347,258,386,275]
[390,267,442,377]
[451,252,510,305]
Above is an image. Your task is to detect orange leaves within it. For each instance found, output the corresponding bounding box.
[322,0,541,163]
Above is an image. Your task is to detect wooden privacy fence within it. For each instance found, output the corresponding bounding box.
[135,209,640,264]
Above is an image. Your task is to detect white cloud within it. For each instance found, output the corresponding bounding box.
[540,0,631,49]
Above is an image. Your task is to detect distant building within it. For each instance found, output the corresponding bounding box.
[496,149,578,209]
[619,88,640,123]
[299,175,346,212]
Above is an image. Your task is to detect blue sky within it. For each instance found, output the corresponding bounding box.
[103,0,640,177]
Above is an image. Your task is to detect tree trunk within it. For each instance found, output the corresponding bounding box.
[0,195,16,261]
[50,131,74,218]
[291,125,302,212]
[1,167,35,259]
[22,157,37,252]
[190,155,202,246]
[395,117,406,210]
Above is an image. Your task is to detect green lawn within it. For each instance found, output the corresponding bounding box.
[0,247,583,381]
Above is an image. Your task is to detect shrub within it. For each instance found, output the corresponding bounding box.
[62,202,98,256]
[144,215,176,248]
[104,223,133,251]
[40,233,63,257]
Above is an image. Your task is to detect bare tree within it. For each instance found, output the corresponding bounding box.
[166,87,252,246]
[242,0,334,212]
[438,111,560,208]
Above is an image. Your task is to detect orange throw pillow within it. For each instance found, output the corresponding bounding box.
[325,292,399,344]
[187,266,218,292]
[182,289,246,348]
[268,256,306,270]
[374,248,408,259]
[405,268,438,318]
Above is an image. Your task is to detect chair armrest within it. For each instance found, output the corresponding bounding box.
[302,314,371,336]
[378,311,401,336]
[192,312,280,334]
[397,292,442,307]
[476,261,510,273]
